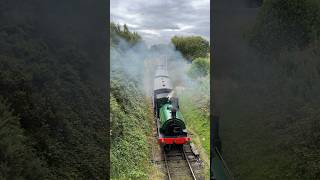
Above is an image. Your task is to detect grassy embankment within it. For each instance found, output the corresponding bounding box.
[110,71,154,180]
[110,23,154,180]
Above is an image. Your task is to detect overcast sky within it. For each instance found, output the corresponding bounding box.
[110,0,210,46]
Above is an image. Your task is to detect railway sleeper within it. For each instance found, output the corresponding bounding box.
[166,153,184,156]
[166,157,184,161]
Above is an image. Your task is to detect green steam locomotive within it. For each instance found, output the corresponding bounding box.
[153,65,191,150]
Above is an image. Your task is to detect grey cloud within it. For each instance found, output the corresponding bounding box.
[111,0,210,46]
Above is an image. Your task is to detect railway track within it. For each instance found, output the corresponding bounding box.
[163,144,203,180]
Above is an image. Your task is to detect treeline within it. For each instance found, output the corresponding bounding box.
[0,1,108,179]
[218,0,320,179]
[110,22,142,48]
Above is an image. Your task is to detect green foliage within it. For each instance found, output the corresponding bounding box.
[110,22,151,179]
[179,76,210,178]
[171,35,209,61]
[188,57,210,79]
[110,76,151,179]
[180,92,210,153]
[249,0,320,54]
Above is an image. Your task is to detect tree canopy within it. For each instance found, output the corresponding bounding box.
[171,35,209,61]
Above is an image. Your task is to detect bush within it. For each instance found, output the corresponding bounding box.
[110,67,151,180]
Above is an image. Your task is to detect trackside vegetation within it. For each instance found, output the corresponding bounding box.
[171,36,210,178]
[179,74,210,179]
[110,23,152,179]
[170,36,210,155]
[110,73,151,179]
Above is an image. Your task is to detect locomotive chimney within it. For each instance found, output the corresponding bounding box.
[171,108,177,119]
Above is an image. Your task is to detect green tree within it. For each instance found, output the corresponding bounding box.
[110,22,142,47]
[171,36,209,61]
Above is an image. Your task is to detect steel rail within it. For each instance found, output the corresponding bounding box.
[182,146,197,180]
[163,150,172,180]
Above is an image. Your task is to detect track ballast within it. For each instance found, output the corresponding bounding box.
[163,144,204,180]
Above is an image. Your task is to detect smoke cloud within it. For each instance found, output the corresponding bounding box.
[110,34,206,98]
